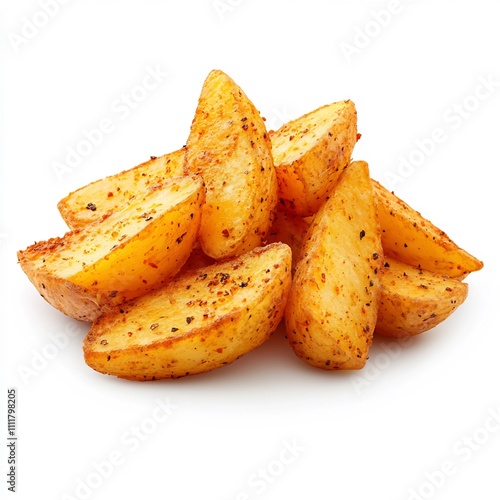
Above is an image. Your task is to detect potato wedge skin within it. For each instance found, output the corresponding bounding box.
[270,100,357,216]
[83,243,292,380]
[58,149,186,230]
[285,161,382,370]
[376,258,468,337]
[18,176,204,322]
[185,69,278,260]
[372,179,483,278]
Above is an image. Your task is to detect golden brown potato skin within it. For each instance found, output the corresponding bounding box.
[184,69,278,260]
[58,149,186,230]
[18,177,204,322]
[372,179,483,278]
[270,100,358,217]
[285,161,383,370]
[376,258,468,337]
[83,243,292,380]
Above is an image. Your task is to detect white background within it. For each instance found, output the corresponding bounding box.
[1,1,499,499]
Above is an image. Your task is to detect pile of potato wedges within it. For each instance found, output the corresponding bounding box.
[18,69,483,381]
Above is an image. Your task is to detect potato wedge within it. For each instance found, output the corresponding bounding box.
[376,258,468,337]
[18,176,204,322]
[184,69,278,259]
[58,149,185,230]
[372,179,483,278]
[285,161,383,370]
[83,243,292,380]
[270,100,358,216]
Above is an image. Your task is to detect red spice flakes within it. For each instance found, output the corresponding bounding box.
[218,272,230,284]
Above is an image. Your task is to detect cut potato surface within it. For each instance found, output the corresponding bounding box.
[58,149,186,230]
[285,161,383,370]
[18,176,204,322]
[83,243,292,380]
[376,258,468,337]
[185,69,278,259]
[372,179,483,278]
[270,100,357,216]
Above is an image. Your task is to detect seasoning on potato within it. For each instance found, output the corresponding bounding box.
[83,243,291,380]
[285,160,383,370]
[184,69,278,260]
[17,68,483,380]
[270,99,358,217]
[18,176,204,322]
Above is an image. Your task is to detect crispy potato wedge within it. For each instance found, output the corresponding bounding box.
[372,179,483,278]
[58,149,186,230]
[267,210,310,271]
[184,69,278,260]
[18,176,204,322]
[376,258,468,337]
[270,100,358,216]
[83,243,292,380]
[285,161,383,370]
